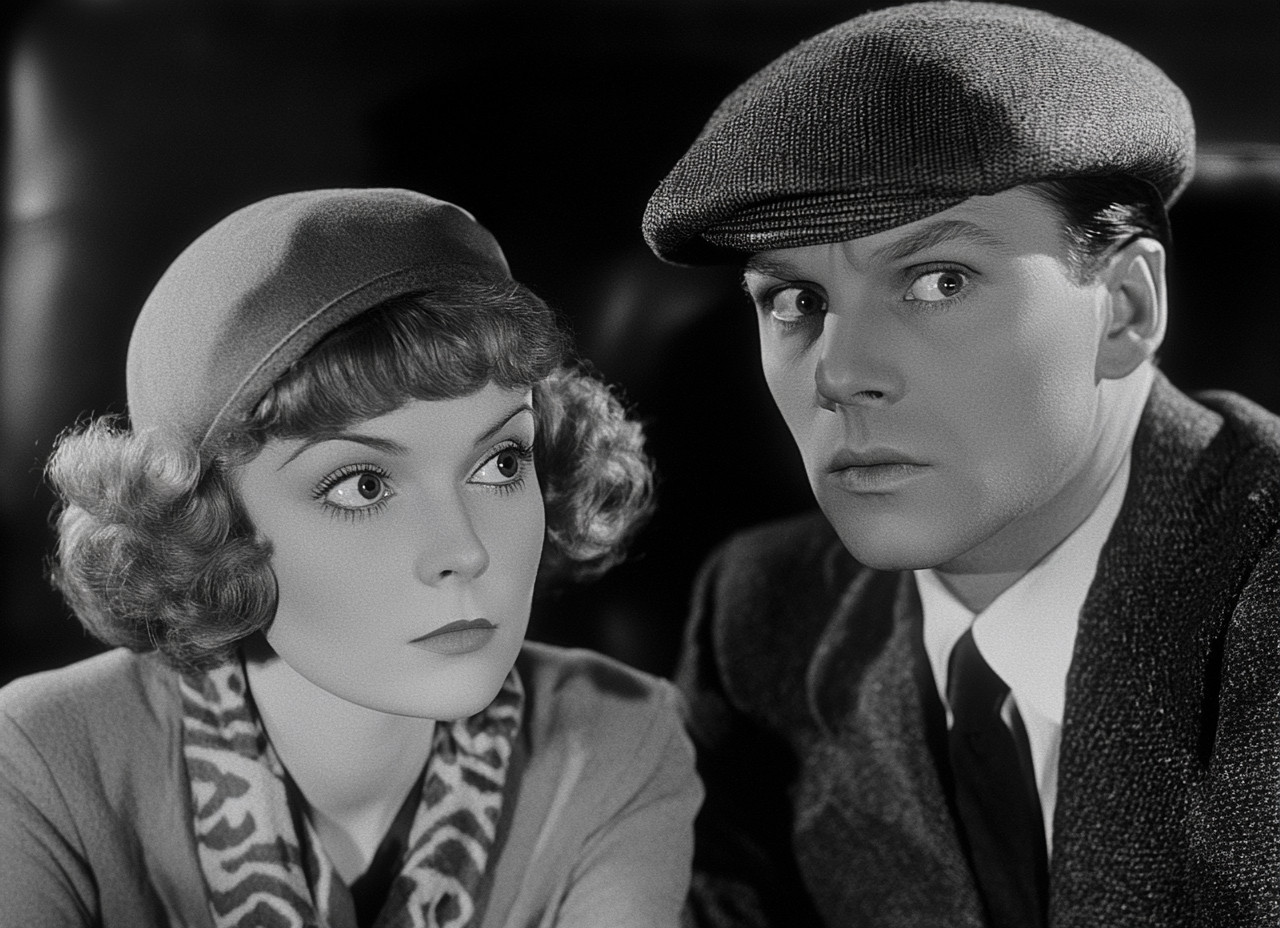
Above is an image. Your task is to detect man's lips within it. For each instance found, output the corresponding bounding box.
[827,447,924,471]
[826,448,928,492]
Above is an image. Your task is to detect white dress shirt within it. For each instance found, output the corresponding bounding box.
[913,451,1132,854]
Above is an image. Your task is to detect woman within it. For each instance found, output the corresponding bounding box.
[0,188,699,927]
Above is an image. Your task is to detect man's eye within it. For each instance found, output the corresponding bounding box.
[768,287,826,322]
[905,270,968,302]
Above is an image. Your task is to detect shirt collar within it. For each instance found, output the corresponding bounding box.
[915,448,1133,725]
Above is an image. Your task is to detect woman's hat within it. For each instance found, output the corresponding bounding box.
[126,188,509,447]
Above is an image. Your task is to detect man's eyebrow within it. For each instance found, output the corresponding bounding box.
[870,219,1010,263]
[740,219,1008,285]
[741,256,805,284]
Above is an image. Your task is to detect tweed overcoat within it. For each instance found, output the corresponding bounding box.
[677,375,1280,927]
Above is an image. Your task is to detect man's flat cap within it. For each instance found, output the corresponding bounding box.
[643,1,1195,264]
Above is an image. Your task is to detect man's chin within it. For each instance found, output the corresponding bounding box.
[823,508,964,573]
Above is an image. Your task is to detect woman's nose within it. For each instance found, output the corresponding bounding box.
[414,499,490,585]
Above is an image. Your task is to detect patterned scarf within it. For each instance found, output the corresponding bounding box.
[180,659,524,928]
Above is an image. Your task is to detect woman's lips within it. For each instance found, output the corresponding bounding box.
[409,619,497,655]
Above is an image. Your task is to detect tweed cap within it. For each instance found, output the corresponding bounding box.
[643,1,1195,264]
[126,188,510,448]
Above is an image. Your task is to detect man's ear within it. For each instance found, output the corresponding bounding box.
[1095,237,1167,381]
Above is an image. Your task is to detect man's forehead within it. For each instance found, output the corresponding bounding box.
[743,188,1053,277]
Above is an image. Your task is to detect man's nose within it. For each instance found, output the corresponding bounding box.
[813,310,903,410]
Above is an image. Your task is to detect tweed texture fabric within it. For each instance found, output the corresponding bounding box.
[677,375,1280,926]
[643,1,1195,264]
[125,188,510,448]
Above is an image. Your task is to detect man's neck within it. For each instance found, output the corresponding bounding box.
[933,568,1026,615]
[935,365,1154,613]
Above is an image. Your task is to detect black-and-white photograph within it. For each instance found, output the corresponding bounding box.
[1,1,1278,925]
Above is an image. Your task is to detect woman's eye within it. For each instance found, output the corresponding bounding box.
[767,286,826,323]
[905,269,968,302]
[322,469,393,510]
[471,443,532,487]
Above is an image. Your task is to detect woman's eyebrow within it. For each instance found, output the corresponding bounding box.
[276,401,535,470]
[278,433,409,470]
[473,402,535,447]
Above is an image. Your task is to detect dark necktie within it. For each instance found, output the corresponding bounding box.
[947,629,1049,928]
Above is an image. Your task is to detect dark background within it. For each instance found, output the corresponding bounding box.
[2,0,1278,684]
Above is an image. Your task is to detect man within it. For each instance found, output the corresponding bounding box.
[642,3,1280,926]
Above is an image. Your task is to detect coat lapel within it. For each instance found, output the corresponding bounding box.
[1053,377,1261,925]
[798,569,985,926]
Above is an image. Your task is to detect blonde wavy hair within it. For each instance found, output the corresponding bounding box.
[48,275,653,669]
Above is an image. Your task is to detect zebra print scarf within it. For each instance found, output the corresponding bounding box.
[179,659,523,928]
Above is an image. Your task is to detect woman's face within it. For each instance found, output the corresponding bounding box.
[234,383,544,720]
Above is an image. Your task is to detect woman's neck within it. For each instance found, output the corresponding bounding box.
[241,636,435,882]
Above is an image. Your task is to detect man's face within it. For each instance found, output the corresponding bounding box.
[743,187,1131,576]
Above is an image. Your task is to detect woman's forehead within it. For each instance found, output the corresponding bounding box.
[256,387,537,471]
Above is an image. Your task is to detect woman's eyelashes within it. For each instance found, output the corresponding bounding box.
[313,463,395,517]
[469,439,535,494]
[310,438,536,519]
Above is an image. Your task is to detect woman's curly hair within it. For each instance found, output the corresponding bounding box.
[48,273,654,669]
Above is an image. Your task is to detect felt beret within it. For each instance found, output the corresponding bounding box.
[643,1,1195,264]
[126,188,510,448]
